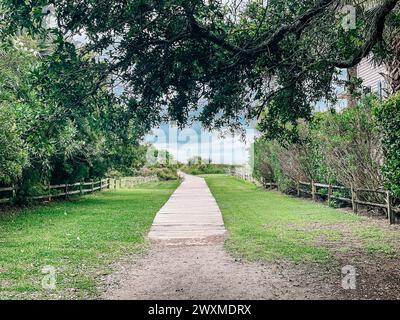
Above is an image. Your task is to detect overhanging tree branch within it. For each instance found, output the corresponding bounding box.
[184,0,338,56]
[334,0,399,68]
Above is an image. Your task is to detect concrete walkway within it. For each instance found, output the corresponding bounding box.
[148,174,226,242]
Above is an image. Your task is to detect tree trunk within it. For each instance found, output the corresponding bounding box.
[347,66,358,107]
[384,34,400,95]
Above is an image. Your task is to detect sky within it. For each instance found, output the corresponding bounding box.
[144,122,257,165]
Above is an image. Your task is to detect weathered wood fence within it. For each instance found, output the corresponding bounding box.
[0,175,159,205]
[0,179,111,205]
[230,172,399,225]
[230,171,278,188]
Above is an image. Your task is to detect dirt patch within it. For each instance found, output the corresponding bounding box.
[101,236,400,300]
[101,195,400,301]
[101,241,335,300]
[284,219,400,299]
[328,246,400,300]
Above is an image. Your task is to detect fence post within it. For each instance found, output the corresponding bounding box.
[351,184,358,213]
[12,184,16,200]
[91,179,94,193]
[100,179,103,191]
[387,191,394,224]
[311,180,316,201]
[65,184,69,200]
[114,178,117,189]
[296,181,300,197]
[48,183,52,202]
[328,184,332,205]
[108,178,111,189]
[80,181,83,196]
[354,187,358,213]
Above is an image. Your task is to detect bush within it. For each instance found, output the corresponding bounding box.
[253,139,292,191]
[254,95,384,198]
[375,93,400,198]
[0,105,27,185]
[106,169,123,178]
[181,164,234,175]
[154,167,178,181]
[0,37,149,196]
[318,97,383,190]
[142,165,178,181]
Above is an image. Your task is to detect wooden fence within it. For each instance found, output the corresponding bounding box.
[0,179,111,205]
[230,172,399,225]
[230,171,278,188]
[0,175,161,205]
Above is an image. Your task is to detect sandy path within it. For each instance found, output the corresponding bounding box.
[102,240,339,300]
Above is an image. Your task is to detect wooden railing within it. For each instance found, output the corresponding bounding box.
[296,181,399,224]
[0,179,111,205]
[229,171,258,184]
[230,171,278,188]
[230,172,399,225]
[0,175,161,206]
[0,186,16,204]
[0,175,162,208]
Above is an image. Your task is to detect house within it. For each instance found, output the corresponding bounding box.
[316,57,388,112]
[354,58,387,99]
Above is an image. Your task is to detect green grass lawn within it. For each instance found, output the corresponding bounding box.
[0,181,178,300]
[204,175,399,264]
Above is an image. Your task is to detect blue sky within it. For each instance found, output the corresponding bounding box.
[144,122,256,165]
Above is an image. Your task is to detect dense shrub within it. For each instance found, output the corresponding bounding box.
[0,37,147,195]
[252,140,292,191]
[375,93,400,198]
[153,167,178,181]
[0,105,27,185]
[254,96,384,197]
[318,97,383,190]
[181,164,233,175]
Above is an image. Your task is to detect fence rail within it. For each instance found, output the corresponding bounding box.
[0,175,161,206]
[0,178,111,205]
[0,175,161,209]
[230,172,400,225]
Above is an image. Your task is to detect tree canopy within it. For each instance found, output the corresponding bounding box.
[0,33,148,189]
[2,0,399,139]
